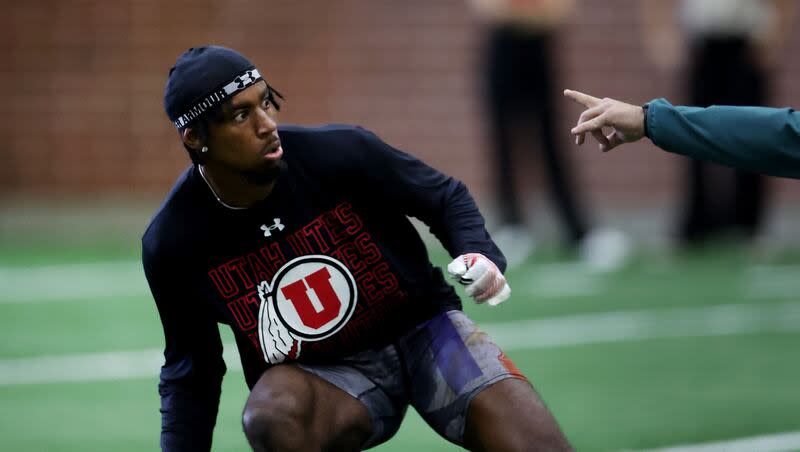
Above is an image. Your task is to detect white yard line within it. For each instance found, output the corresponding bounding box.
[1,301,799,386]
[0,347,243,385]
[3,260,799,304]
[0,349,164,384]
[0,261,606,304]
[745,265,800,300]
[632,430,800,452]
[484,301,800,350]
[520,262,606,298]
[3,260,796,304]
[0,261,149,303]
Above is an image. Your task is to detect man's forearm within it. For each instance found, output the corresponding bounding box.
[159,381,221,451]
[648,99,800,179]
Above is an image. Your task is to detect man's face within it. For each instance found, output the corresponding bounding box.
[204,81,284,184]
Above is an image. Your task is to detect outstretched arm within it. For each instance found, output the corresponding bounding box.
[353,128,511,306]
[564,89,800,179]
[647,99,800,179]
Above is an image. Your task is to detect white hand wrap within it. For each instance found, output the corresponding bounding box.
[447,253,511,306]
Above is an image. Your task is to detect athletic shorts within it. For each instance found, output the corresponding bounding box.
[296,310,527,448]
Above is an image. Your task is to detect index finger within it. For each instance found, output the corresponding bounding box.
[563,89,601,108]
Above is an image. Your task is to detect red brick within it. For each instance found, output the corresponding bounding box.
[3,0,800,200]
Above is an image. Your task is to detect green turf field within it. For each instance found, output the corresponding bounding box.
[1,237,799,451]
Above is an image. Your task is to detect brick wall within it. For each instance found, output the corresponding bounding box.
[2,0,799,207]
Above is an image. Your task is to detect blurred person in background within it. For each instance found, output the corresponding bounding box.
[144,45,572,452]
[564,89,800,179]
[469,0,630,270]
[642,0,795,246]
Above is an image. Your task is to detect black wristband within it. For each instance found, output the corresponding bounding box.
[642,103,650,138]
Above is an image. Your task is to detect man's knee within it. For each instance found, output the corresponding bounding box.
[243,393,305,438]
[466,378,572,451]
[243,368,316,451]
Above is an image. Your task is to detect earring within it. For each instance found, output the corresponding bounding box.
[201,146,208,153]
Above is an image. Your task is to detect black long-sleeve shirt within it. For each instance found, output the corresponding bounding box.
[142,125,505,451]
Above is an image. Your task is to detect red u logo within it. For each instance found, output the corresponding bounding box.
[279,267,341,329]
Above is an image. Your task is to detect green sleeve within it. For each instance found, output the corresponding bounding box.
[646,98,800,179]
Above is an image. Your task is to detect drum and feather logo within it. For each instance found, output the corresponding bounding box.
[257,255,357,364]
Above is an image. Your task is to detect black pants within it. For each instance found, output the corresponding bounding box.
[485,26,588,244]
[680,36,768,244]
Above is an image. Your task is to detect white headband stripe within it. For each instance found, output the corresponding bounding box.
[173,68,262,128]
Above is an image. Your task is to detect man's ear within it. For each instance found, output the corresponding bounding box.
[181,127,203,152]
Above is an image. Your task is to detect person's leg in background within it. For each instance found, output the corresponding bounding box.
[485,26,630,269]
[679,37,768,246]
[534,34,631,270]
[731,39,768,238]
[681,37,725,245]
[532,32,589,247]
[485,26,536,265]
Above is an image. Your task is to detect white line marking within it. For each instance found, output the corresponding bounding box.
[2,261,797,304]
[0,261,606,304]
[0,346,243,385]
[0,261,149,303]
[631,430,800,452]
[1,301,799,386]
[519,263,605,298]
[0,349,164,384]
[745,265,800,300]
[484,301,800,350]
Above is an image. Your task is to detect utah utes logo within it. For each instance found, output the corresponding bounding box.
[257,255,357,364]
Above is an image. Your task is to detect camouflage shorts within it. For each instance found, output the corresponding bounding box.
[297,310,526,448]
